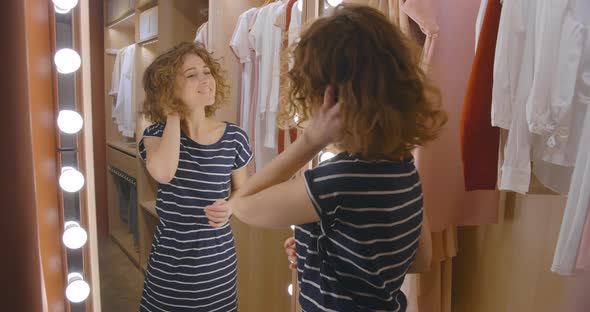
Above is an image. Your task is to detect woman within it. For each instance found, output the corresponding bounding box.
[205,4,445,311]
[138,42,251,311]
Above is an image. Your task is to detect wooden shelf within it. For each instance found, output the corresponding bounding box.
[136,0,157,12]
[140,200,158,218]
[138,35,159,46]
[107,140,137,158]
[110,217,140,268]
[106,10,136,29]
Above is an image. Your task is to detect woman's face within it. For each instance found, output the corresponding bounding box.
[177,53,216,111]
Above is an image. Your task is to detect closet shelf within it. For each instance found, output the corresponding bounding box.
[141,201,158,219]
[138,35,159,46]
[110,217,140,267]
[107,140,137,158]
[136,0,157,12]
[106,10,135,29]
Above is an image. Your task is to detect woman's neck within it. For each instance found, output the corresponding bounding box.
[183,108,210,138]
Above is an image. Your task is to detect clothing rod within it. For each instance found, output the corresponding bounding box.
[105,48,119,55]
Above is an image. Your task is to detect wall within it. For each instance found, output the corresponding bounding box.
[0,0,65,311]
[453,193,589,312]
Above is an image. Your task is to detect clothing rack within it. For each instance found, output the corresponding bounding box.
[105,48,119,55]
[108,165,136,186]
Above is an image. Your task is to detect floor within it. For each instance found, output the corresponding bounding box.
[99,239,144,312]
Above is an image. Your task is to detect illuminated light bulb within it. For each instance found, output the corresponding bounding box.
[54,48,81,74]
[62,221,87,249]
[327,0,343,6]
[290,225,295,231]
[288,283,293,296]
[52,0,78,13]
[297,0,303,12]
[59,167,85,193]
[57,110,83,134]
[65,273,90,303]
[320,151,336,163]
[54,5,70,14]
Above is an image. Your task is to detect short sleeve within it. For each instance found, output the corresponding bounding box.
[230,10,255,64]
[303,164,338,219]
[231,125,253,170]
[138,123,165,161]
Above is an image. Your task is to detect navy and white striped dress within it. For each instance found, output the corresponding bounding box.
[138,122,252,312]
[295,153,423,312]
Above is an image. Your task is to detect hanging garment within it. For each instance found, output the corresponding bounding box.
[525,1,586,141]
[394,1,498,311]
[114,174,131,223]
[552,98,590,275]
[109,48,123,97]
[250,2,282,170]
[552,10,590,273]
[491,0,529,130]
[577,200,590,271]
[277,0,299,154]
[460,0,501,191]
[112,44,136,138]
[247,10,261,176]
[496,0,537,194]
[230,8,258,134]
[194,21,209,50]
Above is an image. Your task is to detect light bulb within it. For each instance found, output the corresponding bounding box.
[297,0,303,12]
[54,48,81,74]
[57,110,83,134]
[320,151,336,162]
[62,221,87,249]
[290,225,295,231]
[288,283,293,296]
[327,0,343,6]
[66,273,90,303]
[54,5,70,14]
[59,167,85,193]
[52,0,79,13]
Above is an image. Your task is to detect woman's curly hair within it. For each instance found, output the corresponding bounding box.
[282,4,447,160]
[141,42,229,123]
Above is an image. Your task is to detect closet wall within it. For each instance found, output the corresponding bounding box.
[452,195,589,312]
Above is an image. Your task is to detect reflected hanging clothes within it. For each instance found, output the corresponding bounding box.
[111,167,139,247]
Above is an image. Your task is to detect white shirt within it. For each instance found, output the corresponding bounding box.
[230,8,258,133]
[497,0,537,194]
[250,2,285,149]
[112,44,136,138]
[194,22,209,50]
[551,0,590,275]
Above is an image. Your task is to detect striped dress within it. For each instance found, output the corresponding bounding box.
[295,153,423,312]
[138,122,252,312]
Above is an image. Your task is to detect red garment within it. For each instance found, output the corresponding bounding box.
[459,0,501,191]
[278,0,298,154]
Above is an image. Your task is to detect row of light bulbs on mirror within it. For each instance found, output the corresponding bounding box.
[51,0,92,304]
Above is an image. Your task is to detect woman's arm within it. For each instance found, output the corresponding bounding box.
[205,87,341,228]
[143,114,181,184]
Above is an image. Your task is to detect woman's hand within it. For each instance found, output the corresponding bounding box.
[204,199,232,228]
[284,237,298,270]
[302,86,342,148]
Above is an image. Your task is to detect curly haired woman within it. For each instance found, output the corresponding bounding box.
[205,4,447,311]
[138,42,251,311]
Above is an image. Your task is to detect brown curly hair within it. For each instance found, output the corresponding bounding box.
[282,4,447,160]
[142,42,229,123]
